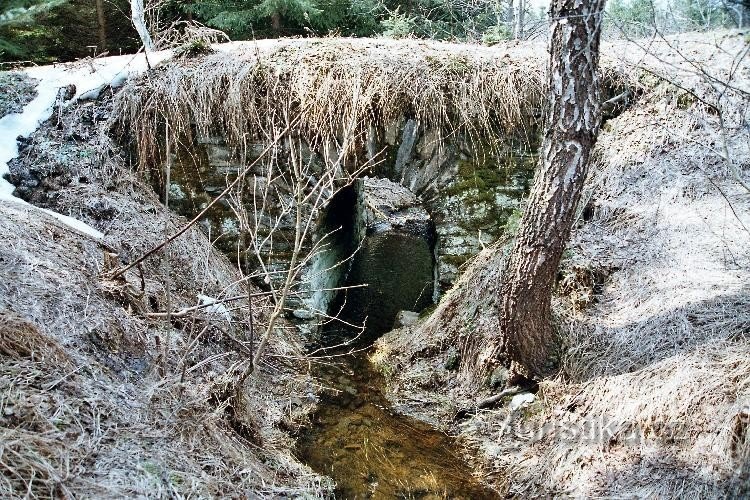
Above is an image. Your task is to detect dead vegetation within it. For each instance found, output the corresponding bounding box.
[373,31,750,497]
[0,71,37,118]
[1,32,747,498]
[113,38,551,175]
[1,84,330,498]
[112,36,632,187]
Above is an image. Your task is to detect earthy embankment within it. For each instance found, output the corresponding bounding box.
[0,37,558,498]
[0,78,327,497]
[374,32,750,497]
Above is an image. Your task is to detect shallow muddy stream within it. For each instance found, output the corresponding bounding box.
[296,344,498,499]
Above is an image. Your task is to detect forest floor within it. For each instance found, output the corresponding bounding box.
[374,31,750,497]
[0,72,37,117]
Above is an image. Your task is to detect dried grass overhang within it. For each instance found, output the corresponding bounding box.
[112,38,554,171]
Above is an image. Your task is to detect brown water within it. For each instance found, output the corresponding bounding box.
[296,349,499,499]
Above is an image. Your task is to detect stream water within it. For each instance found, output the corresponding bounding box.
[296,342,498,499]
[294,230,499,498]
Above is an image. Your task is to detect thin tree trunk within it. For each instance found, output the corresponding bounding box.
[506,0,515,38]
[131,0,155,51]
[95,0,107,51]
[497,0,606,378]
[271,11,281,33]
[515,0,525,38]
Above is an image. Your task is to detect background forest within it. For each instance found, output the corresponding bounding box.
[0,0,748,63]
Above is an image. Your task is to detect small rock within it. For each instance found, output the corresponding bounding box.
[61,84,76,101]
[489,365,509,388]
[393,310,419,328]
[509,392,535,410]
[443,347,460,370]
[292,308,315,320]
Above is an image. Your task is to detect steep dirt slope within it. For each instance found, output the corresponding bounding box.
[0,86,327,497]
[374,31,750,497]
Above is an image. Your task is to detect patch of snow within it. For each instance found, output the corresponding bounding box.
[197,294,232,322]
[509,392,536,411]
[220,217,238,235]
[40,205,105,238]
[0,50,173,239]
[169,182,186,201]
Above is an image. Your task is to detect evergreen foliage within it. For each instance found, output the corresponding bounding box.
[0,0,746,64]
[172,0,378,37]
[605,0,741,36]
[165,0,516,40]
[0,0,138,63]
[606,0,656,35]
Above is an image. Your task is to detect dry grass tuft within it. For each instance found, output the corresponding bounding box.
[0,430,69,498]
[0,313,79,498]
[1,86,330,498]
[0,312,69,365]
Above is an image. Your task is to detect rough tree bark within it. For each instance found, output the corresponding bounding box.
[271,11,281,32]
[506,0,515,37]
[515,0,525,39]
[498,0,606,378]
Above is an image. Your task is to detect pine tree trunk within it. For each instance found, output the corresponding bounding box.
[497,0,606,378]
[506,0,515,37]
[515,0,525,39]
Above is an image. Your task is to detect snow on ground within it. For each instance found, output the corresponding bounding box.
[197,293,232,322]
[0,50,173,239]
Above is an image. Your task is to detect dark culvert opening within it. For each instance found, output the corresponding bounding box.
[298,182,496,500]
[317,183,360,267]
[322,178,437,347]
